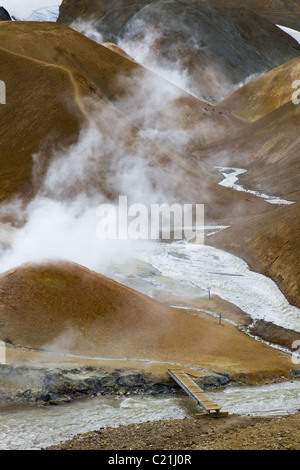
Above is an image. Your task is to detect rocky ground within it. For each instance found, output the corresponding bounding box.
[2,348,299,452]
[1,346,298,406]
[47,412,300,450]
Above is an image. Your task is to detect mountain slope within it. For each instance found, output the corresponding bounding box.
[0,21,271,224]
[202,56,300,202]
[207,202,300,308]
[213,99,300,201]
[58,0,300,101]
[206,0,300,31]
[201,57,300,306]
[220,57,300,122]
[0,260,294,376]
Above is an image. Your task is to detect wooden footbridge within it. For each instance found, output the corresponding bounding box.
[168,369,227,418]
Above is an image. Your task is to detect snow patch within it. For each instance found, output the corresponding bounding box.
[277,25,300,45]
[1,1,61,21]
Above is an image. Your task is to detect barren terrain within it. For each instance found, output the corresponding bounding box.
[48,412,300,450]
[0,1,299,452]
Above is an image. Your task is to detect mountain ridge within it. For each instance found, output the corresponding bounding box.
[57,0,300,101]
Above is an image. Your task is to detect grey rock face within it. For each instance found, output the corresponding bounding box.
[0,7,11,21]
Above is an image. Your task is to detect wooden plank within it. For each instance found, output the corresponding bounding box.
[168,369,221,413]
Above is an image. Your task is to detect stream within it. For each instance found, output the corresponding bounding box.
[215,166,295,205]
[0,380,299,450]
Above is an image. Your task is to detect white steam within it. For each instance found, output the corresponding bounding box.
[0,70,196,275]
[69,17,268,104]
[118,23,194,97]
[69,19,104,44]
[70,19,194,98]
[0,17,268,277]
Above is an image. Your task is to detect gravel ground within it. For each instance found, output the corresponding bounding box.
[48,412,300,451]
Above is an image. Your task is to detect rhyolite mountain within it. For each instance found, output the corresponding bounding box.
[58,0,300,31]
[0,260,294,378]
[0,18,298,306]
[57,0,300,101]
[206,57,300,308]
[215,58,300,202]
[0,21,270,224]
[56,0,300,308]
[0,0,299,377]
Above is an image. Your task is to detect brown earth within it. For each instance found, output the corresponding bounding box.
[212,56,300,202]
[250,320,300,351]
[224,103,300,202]
[0,260,297,381]
[201,103,300,205]
[48,412,300,450]
[0,21,271,225]
[220,57,300,122]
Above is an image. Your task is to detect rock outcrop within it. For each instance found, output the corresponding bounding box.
[0,7,11,21]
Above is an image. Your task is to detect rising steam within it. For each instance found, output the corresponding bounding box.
[0,64,197,275]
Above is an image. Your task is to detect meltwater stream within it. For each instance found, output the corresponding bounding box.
[110,239,300,333]
[0,381,299,450]
[107,165,299,331]
[215,166,295,205]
